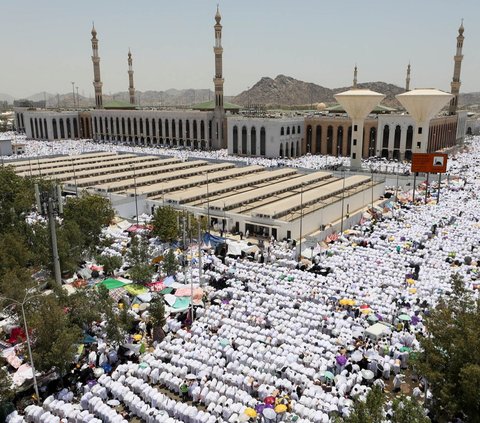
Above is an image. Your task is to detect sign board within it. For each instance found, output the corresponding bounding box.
[411,153,448,173]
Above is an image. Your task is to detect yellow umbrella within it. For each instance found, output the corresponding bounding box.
[339,298,350,306]
[244,407,257,418]
[360,308,372,314]
[409,288,417,294]
[406,278,415,285]
[347,299,356,306]
[274,404,288,413]
[133,334,142,342]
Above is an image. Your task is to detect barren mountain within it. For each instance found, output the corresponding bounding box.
[233,75,335,107]
[232,75,410,108]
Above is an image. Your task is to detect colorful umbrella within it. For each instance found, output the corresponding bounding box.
[274,404,287,413]
[263,408,277,419]
[255,403,266,413]
[336,355,347,366]
[244,408,257,418]
[264,396,276,405]
[398,314,411,321]
[323,371,334,380]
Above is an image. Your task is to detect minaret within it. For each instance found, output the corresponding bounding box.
[128,49,135,105]
[353,65,358,88]
[406,63,411,91]
[91,23,103,109]
[449,20,465,115]
[212,5,225,149]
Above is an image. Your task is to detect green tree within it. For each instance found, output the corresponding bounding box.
[63,193,114,251]
[391,396,430,423]
[0,367,15,423]
[337,386,385,423]
[0,268,37,306]
[0,231,32,276]
[415,274,480,420]
[27,294,82,377]
[149,295,167,328]
[0,166,34,232]
[162,248,178,276]
[0,367,14,403]
[187,214,207,242]
[96,254,123,276]
[151,206,179,242]
[127,235,154,285]
[57,220,85,274]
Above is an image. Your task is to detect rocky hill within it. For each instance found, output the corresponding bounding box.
[233,75,406,108]
[233,75,334,107]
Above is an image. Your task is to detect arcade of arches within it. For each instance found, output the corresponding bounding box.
[88,114,214,150]
[304,118,377,158]
[304,115,459,160]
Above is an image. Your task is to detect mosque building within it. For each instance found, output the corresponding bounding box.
[14,14,467,161]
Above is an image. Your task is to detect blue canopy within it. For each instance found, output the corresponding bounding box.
[203,232,225,247]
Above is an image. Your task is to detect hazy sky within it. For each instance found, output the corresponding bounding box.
[2,0,479,98]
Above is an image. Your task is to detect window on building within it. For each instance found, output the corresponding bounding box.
[241,126,247,153]
[260,127,266,156]
[232,125,238,154]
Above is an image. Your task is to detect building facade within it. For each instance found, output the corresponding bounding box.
[89,109,215,149]
[304,112,465,161]
[227,117,304,158]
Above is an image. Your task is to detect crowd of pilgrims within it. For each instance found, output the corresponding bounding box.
[2,134,412,174]
[4,135,480,422]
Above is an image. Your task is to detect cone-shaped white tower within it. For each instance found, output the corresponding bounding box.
[334,89,385,169]
[396,89,453,154]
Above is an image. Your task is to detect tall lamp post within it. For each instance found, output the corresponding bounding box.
[1,289,42,403]
[71,82,76,108]
[298,184,304,262]
[205,171,210,232]
[340,170,347,233]
[70,159,78,196]
[131,165,139,225]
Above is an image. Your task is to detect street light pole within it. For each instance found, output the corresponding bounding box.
[205,172,210,232]
[340,170,346,233]
[71,82,76,108]
[71,159,78,196]
[131,165,139,225]
[198,218,203,287]
[48,198,62,286]
[298,184,304,262]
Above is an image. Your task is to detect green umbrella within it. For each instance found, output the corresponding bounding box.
[97,278,126,290]
[400,346,412,353]
[398,314,412,321]
[287,276,294,282]
[367,314,379,322]
[323,371,334,380]
[219,338,230,347]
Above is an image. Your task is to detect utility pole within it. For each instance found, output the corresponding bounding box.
[198,218,203,286]
[36,184,62,286]
[340,171,346,233]
[71,82,76,108]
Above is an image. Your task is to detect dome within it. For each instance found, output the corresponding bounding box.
[316,103,327,111]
